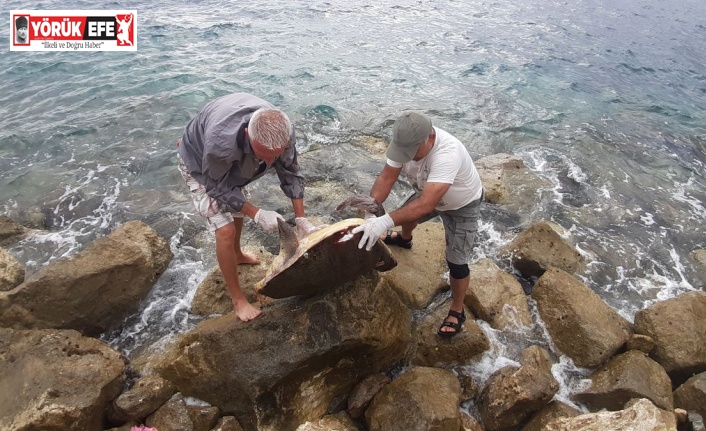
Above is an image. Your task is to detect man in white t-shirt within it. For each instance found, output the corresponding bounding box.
[353,112,483,337]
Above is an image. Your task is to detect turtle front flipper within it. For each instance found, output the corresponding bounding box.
[374,241,398,272]
[277,218,300,260]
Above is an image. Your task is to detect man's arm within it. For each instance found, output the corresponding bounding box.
[390,182,450,225]
[370,164,402,204]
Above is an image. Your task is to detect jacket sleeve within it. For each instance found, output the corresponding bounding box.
[274,130,305,200]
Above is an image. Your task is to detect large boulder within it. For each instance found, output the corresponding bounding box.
[521,401,581,431]
[408,300,490,367]
[0,328,126,431]
[633,291,706,382]
[673,371,706,420]
[107,374,177,423]
[145,392,194,431]
[543,398,677,431]
[347,374,391,419]
[187,405,221,431]
[0,220,172,336]
[478,346,560,431]
[501,221,585,278]
[692,249,706,287]
[573,350,673,411]
[381,222,448,309]
[0,247,24,291]
[465,258,533,330]
[157,275,411,431]
[365,367,462,431]
[474,154,552,208]
[295,412,359,431]
[531,267,632,368]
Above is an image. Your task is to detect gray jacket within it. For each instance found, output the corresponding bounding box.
[178,93,305,212]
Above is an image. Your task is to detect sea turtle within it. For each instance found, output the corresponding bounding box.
[255,218,397,298]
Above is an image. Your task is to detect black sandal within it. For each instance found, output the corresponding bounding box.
[437,309,466,338]
[382,230,413,249]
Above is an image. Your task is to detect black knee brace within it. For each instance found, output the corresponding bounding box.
[447,260,469,279]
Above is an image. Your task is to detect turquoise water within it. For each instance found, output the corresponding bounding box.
[1,0,705,402]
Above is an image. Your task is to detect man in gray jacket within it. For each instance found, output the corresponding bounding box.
[177,93,316,321]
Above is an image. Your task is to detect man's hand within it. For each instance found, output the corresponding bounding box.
[254,209,285,233]
[295,217,318,238]
[351,214,394,251]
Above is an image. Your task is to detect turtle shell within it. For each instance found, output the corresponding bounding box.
[255,218,397,298]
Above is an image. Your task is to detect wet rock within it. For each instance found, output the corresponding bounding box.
[573,350,673,411]
[478,346,560,431]
[457,373,481,403]
[295,411,359,431]
[0,220,172,336]
[521,401,581,431]
[146,392,194,431]
[107,374,177,423]
[460,412,485,431]
[531,267,632,368]
[191,250,273,316]
[347,373,391,419]
[157,275,411,431]
[0,247,24,291]
[674,372,706,421]
[474,154,552,210]
[501,221,585,278]
[104,421,140,431]
[465,258,532,330]
[692,250,706,287]
[365,367,462,431]
[212,416,245,431]
[626,333,655,354]
[187,405,221,431]
[0,215,27,246]
[408,300,490,367]
[543,398,677,430]
[633,291,706,382]
[0,328,126,431]
[381,222,448,309]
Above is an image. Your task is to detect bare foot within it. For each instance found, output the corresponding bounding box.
[235,251,261,265]
[233,299,262,322]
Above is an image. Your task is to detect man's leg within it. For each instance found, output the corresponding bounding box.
[215,222,262,322]
[232,217,260,265]
[439,266,470,334]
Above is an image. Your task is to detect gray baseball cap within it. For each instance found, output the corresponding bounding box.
[386,112,432,163]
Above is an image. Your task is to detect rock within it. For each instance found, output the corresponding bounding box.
[0,328,126,431]
[460,412,485,431]
[543,398,677,430]
[0,247,24,291]
[478,346,560,431]
[633,291,706,382]
[107,374,177,423]
[212,416,245,431]
[408,300,490,367]
[457,373,481,403]
[191,251,272,316]
[0,215,27,246]
[187,405,221,431]
[474,154,552,208]
[104,421,140,431]
[521,401,581,431]
[295,411,359,431]
[347,373,391,419]
[0,220,172,336]
[531,267,632,368]
[381,222,448,309]
[501,221,585,278]
[465,258,533,330]
[365,367,462,431]
[146,392,194,431]
[626,334,655,354]
[673,372,706,420]
[158,275,411,431]
[692,250,706,287]
[573,350,673,411]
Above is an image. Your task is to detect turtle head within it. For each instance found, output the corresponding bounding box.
[335,195,386,217]
[277,218,300,259]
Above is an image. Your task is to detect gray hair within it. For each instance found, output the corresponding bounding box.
[248,108,292,151]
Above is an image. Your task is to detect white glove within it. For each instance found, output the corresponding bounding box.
[254,209,285,233]
[295,217,317,238]
[351,214,394,251]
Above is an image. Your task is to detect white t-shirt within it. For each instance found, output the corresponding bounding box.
[387,127,482,211]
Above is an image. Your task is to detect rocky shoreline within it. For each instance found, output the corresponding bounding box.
[1,153,705,431]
